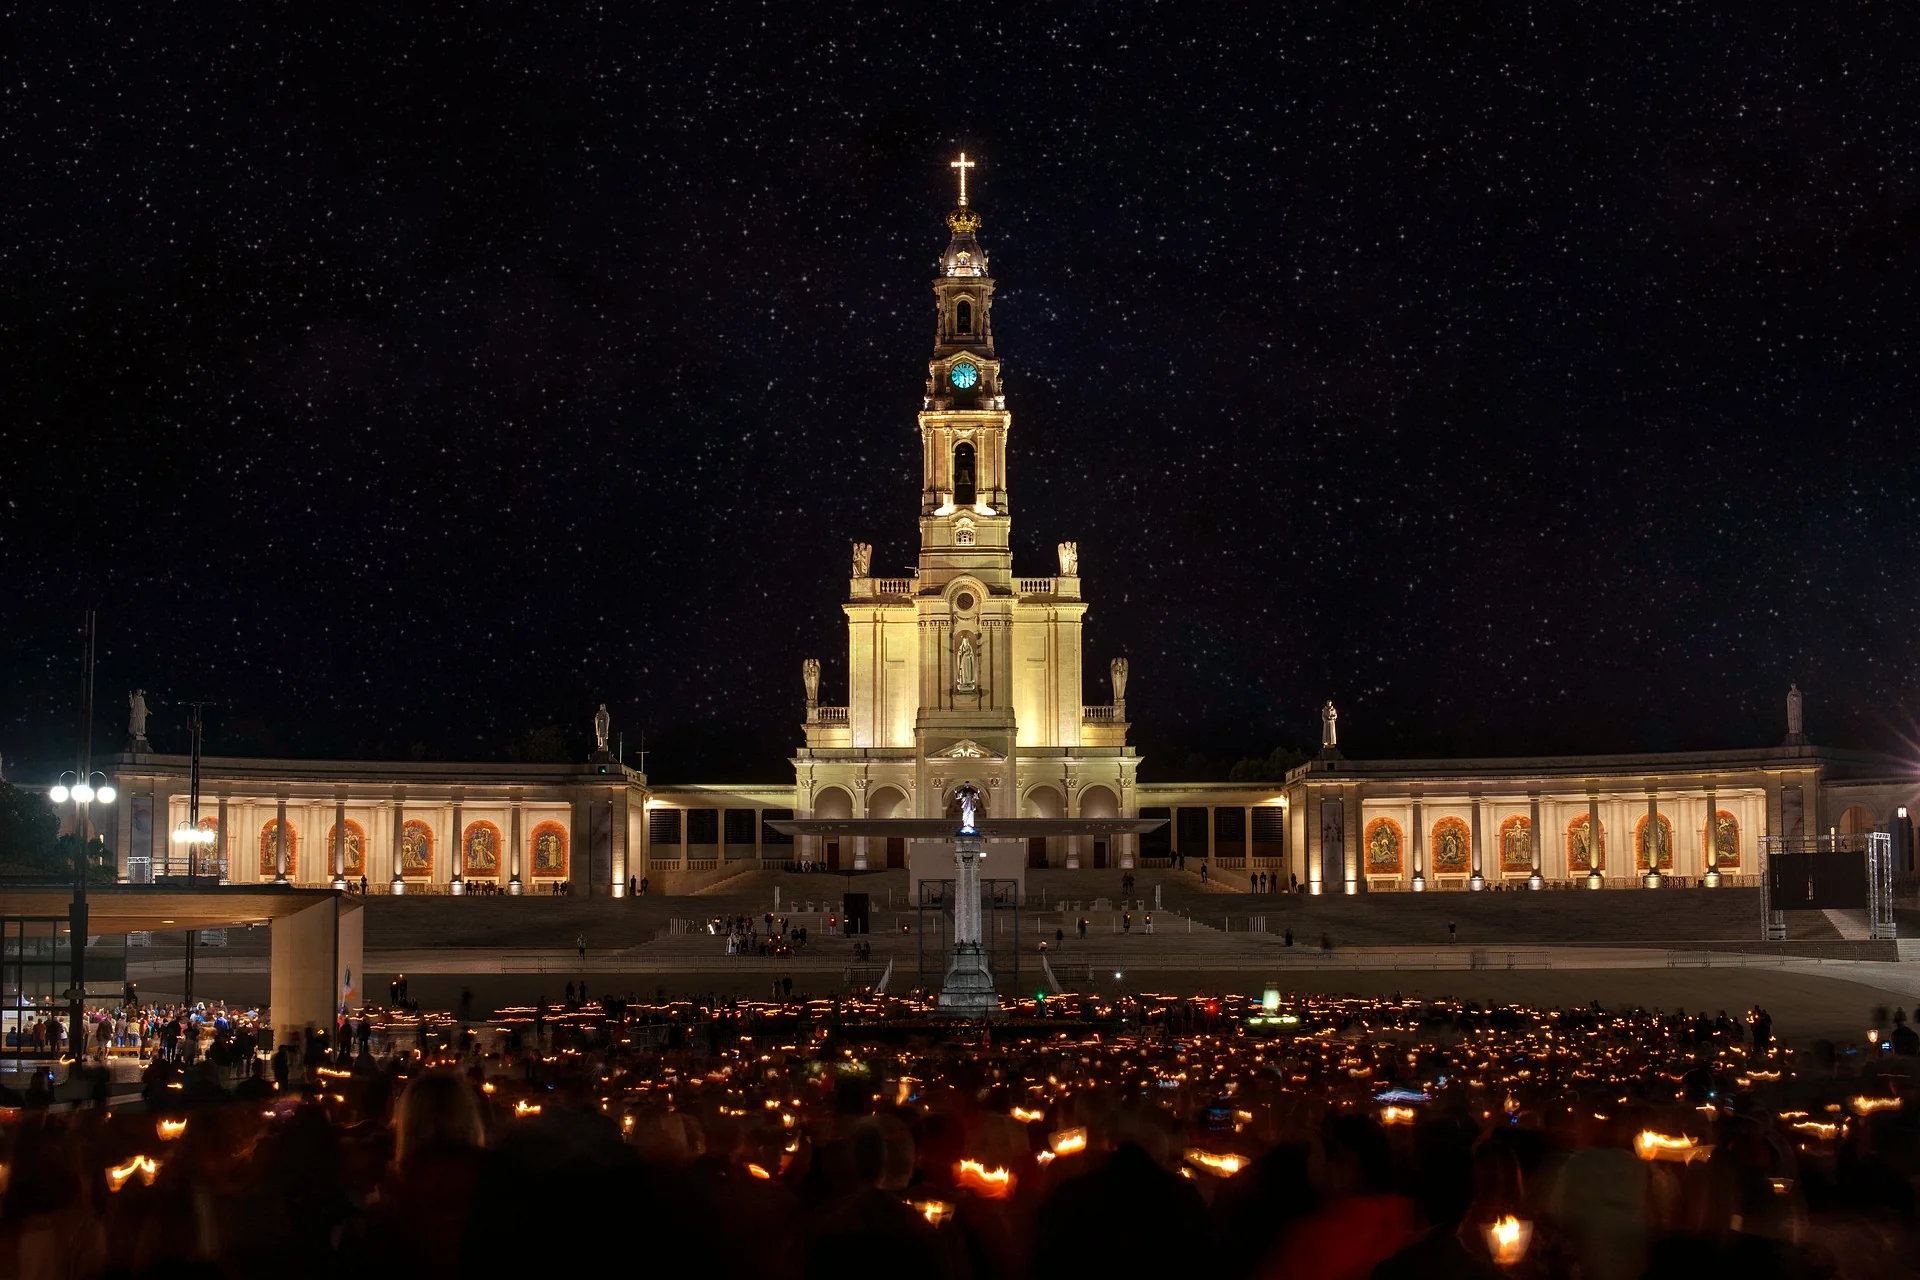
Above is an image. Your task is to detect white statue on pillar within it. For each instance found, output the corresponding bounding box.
[1056,541,1078,575]
[851,542,872,578]
[1786,683,1805,742]
[954,781,980,833]
[803,657,821,710]
[1321,701,1339,751]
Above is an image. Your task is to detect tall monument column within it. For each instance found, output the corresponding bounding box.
[936,784,1000,1018]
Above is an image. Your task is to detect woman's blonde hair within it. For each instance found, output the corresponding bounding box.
[394,1069,486,1166]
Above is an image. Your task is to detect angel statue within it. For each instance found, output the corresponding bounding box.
[803,657,821,707]
[851,542,873,578]
[1056,541,1079,575]
[1110,657,1129,703]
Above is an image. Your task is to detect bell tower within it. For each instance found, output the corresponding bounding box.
[800,153,1137,862]
[919,153,1013,597]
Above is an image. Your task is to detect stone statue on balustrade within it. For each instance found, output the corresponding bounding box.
[803,657,821,709]
[1056,541,1078,575]
[1786,683,1805,744]
[128,689,151,751]
[851,542,872,578]
[1110,657,1129,705]
[1321,700,1339,752]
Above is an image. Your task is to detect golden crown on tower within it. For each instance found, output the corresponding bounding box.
[946,206,982,233]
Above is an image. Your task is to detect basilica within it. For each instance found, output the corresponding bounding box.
[102,160,1920,898]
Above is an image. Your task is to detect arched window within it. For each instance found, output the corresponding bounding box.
[953,442,976,505]
[955,518,976,546]
[955,299,973,335]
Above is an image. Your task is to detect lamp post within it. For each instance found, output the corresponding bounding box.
[49,610,112,1058]
[169,703,215,1006]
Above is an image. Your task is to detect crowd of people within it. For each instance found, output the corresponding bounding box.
[1,986,1915,1278]
[719,913,814,958]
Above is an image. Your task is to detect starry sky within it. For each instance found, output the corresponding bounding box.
[4,4,1918,783]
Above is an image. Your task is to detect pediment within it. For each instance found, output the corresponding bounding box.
[929,738,1003,761]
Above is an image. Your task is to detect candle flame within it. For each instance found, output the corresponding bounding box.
[1633,1131,1698,1161]
[1047,1127,1087,1155]
[107,1155,158,1191]
[954,1159,1015,1198]
[1183,1148,1247,1177]
[1851,1096,1902,1115]
[156,1119,187,1141]
[1484,1215,1532,1265]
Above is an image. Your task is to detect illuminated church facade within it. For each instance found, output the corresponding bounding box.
[100,160,1920,896]
[788,155,1139,874]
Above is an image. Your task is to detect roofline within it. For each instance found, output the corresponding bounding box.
[102,752,646,788]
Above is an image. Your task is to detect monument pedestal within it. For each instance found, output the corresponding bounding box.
[936,824,1001,1019]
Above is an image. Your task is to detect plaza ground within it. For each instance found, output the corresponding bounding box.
[105,868,1920,1047]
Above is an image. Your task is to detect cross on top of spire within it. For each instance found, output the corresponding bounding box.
[950,152,976,206]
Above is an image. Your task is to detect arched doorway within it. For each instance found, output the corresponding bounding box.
[1080,785,1119,869]
[1839,805,1878,837]
[868,786,908,869]
[1023,784,1064,867]
[814,786,853,871]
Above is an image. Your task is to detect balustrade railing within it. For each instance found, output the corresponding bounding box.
[1016,578,1056,595]
[873,578,916,596]
[811,706,850,725]
[1082,705,1118,724]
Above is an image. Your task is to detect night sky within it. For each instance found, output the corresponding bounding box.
[4,5,1918,783]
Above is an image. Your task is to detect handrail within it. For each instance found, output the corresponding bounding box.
[1016,578,1056,595]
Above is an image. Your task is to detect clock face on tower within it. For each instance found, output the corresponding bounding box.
[950,362,979,389]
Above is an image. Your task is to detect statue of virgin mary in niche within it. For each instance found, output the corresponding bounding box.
[955,634,978,691]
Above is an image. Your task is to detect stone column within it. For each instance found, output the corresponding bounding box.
[1703,784,1721,887]
[215,794,229,883]
[1344,788,1360,896]
[853,780,870,871]
[1206,806,1218,863]
[1586,793,1602,889]
[679,809,690,869]
[332,797,347,888]
[752,806,763,868]
[449,794,465,894]
[390,792,407,895]
[1644,790,1662,887]
[1527,792,1543,889]
[936,817,1000,1017]
[274,796,289,884]
[1306,790,1322,895]
[152,778,167,877]
[1469,791,1486,891]
[508,797,524,894]
[611,791,629,895]
[1410,795,1426,891]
